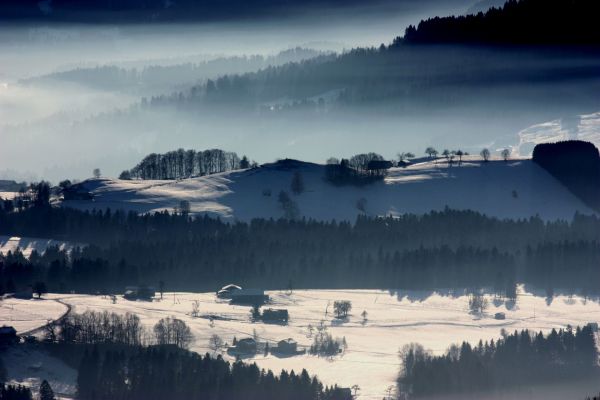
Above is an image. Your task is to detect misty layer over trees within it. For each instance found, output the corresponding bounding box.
[22,48,327,97]
[3,0,600,181]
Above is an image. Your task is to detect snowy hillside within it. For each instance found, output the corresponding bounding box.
[14,289,599,399]
[61,158,596,221]
[0,236,77,257]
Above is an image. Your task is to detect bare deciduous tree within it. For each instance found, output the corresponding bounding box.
[153,316,194,349]
[333,300,352,319]
[480,148,491,162]
[209,334,223,354]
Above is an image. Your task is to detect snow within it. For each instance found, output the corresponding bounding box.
[0,297,67,334]
[3,345,77,399]
[0,236,77,258]
[61,158,596,222]
[24,288,600,399]
[0,191,18,200]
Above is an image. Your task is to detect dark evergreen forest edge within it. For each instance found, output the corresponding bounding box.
[143,0,600,113]
[398,325,599,397]
[403,0,600,45]
[1,201,599,295]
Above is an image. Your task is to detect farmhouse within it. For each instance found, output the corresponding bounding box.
[216,284,242,299]
[124,285,155,300]
[13,287,33,300]
[276,338,298,354]
[230,338,257,354]
[262,308,289,323]
[494,312,506,320]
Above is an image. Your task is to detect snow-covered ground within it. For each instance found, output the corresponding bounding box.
[15,288,596,399]
[0,297,67,334]
[0,236,77,257]
[0,191,18,200]
[61,158,596,222]
[2,345,77,400]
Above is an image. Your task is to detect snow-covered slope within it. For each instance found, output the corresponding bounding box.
[0,236,77,257]
[3,345,77,399]
[61,158,596,221]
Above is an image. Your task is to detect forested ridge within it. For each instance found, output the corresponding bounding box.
[141,0,600,113]
[403,0,600,45]
[149,44,600,112]
[0,204,599,294]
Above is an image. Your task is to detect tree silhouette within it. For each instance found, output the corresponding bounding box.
[480,148,491,162]
[39,380,55,400]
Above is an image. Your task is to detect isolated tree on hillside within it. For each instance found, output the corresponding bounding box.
[153,317,194,349]
[291,171,305,195]
[501,148,510,162]
[93,168,101,178]
[425,147,438,158]
[480,148,491,162]
[333,300,352,319]
[398,152,415,163]
[209,334,223,354]
[159,280,165,300]
[240,156,250,169]
[456,150,464,165]
[178,200,191,215]
[39,380,55,400]
[442,149,451,162]
[468,292,489,314]
[33,281,47,299]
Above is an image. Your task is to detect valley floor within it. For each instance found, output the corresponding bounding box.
[4,287,600,399]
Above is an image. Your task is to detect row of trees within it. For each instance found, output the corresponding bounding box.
[119,148,252,180]
[56,310,194,349]
[1,206,599,294]
[76,345,352,400]
[399,325,598,397]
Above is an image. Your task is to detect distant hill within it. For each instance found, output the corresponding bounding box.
[61,157,596,221]
[404,0,600,45]
[533,141,600,211]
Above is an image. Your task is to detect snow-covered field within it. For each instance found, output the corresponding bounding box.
[0,191,18,200]
[0,236,77,257]
[6,288,593,399]
[0,297,67,334]
[61,158,596,222]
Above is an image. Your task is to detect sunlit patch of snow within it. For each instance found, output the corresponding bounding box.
[0,236,78,258]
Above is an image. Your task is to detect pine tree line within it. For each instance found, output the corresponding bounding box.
[398,325,598,397]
